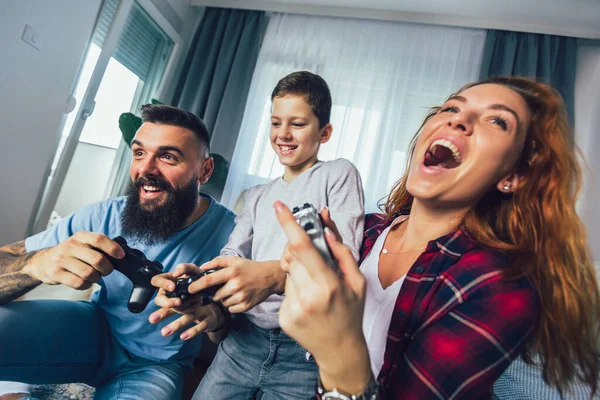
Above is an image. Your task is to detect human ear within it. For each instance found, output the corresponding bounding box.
[496,171,521,193]
[199,156,214,184]
[319,123,333,144]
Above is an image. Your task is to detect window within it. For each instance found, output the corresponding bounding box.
[34,0,176,231]
[222,13,486,212]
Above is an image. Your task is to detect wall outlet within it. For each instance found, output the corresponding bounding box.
[21,24,44,51]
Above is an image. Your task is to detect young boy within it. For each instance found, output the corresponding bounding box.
[194,71,365,399]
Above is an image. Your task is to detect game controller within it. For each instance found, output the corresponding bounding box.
[166,268,223,304]
[100,236,164,313]
[292,203,338,272]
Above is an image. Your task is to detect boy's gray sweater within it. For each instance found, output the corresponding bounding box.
[220,158,365,328]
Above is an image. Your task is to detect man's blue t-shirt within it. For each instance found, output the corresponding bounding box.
[25,194,235,365]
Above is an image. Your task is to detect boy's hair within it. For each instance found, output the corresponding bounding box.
[271,71,332,129]
[140,104,210,156]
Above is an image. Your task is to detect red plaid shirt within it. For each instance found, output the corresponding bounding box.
[319,213,539,399]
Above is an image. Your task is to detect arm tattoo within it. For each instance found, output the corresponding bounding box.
[0,240,41,304]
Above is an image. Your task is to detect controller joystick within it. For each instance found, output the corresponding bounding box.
[166,268,223,304]
[100,236,163,313]
[292,203,338,272]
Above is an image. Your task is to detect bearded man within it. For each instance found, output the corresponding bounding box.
[0,104,235,400]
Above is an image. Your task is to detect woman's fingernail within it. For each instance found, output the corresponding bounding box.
[162,327,172,336]
[324,227,336,239]
[274,201,285,213]
[180,333,189,340]
[149,313,158,323]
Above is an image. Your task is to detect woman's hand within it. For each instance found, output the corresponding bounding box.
[274,201,373,394]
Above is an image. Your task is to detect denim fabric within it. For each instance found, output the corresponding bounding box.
[193,315,318,400]
[0,300,184,400]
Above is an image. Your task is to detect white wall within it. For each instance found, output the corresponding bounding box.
[0,0,101,245]
[575,41,600,262]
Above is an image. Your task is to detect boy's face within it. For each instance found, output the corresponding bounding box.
[270,94,332,178]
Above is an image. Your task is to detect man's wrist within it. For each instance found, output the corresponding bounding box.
[0,272,42,305]
[21,250,42,282]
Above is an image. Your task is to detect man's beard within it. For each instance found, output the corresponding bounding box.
[121,175,199,245]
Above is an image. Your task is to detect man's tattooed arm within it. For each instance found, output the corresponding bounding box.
[0,241,41,304]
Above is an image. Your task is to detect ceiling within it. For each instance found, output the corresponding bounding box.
[189,0,600,39]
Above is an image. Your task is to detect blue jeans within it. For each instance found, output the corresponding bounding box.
[193,315,318,400]
[0,300,185,400]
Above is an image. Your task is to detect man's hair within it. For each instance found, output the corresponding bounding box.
[140,104,210,155]
[271,71,332,129]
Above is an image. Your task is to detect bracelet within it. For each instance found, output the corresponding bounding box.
[207,302,231,333]
[317,377,380,400]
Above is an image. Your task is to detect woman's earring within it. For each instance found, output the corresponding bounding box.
[503,184,510,191]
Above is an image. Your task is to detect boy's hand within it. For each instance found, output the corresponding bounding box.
[191,257,286,313]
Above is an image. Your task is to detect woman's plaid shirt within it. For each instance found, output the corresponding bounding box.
[319,213,539,399]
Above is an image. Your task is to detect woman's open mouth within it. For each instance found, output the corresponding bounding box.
[423,139,462,169]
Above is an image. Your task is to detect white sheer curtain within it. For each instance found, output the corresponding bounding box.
[221,13,486,213]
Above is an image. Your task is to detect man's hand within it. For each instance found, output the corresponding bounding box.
[150,263,192,307]
[149,300,229,341]
[191,256,286,313]
[150,263,230,341]
[23,232,124,290]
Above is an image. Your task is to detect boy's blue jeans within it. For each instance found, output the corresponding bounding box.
[0,300,185,400]
[193,314,318,400]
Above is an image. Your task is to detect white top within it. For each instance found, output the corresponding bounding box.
[221,158,365,328]
[361,216,408,378]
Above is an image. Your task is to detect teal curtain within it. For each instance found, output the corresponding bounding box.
[172,7,266,200]
[479,30,577,127]
[172,7,266,158]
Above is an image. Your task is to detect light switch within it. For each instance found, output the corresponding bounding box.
[21,24,44,51]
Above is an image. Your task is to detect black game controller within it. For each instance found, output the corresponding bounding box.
[292,203,339,272]
[100,236,164,313]
[166,268,223,304]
